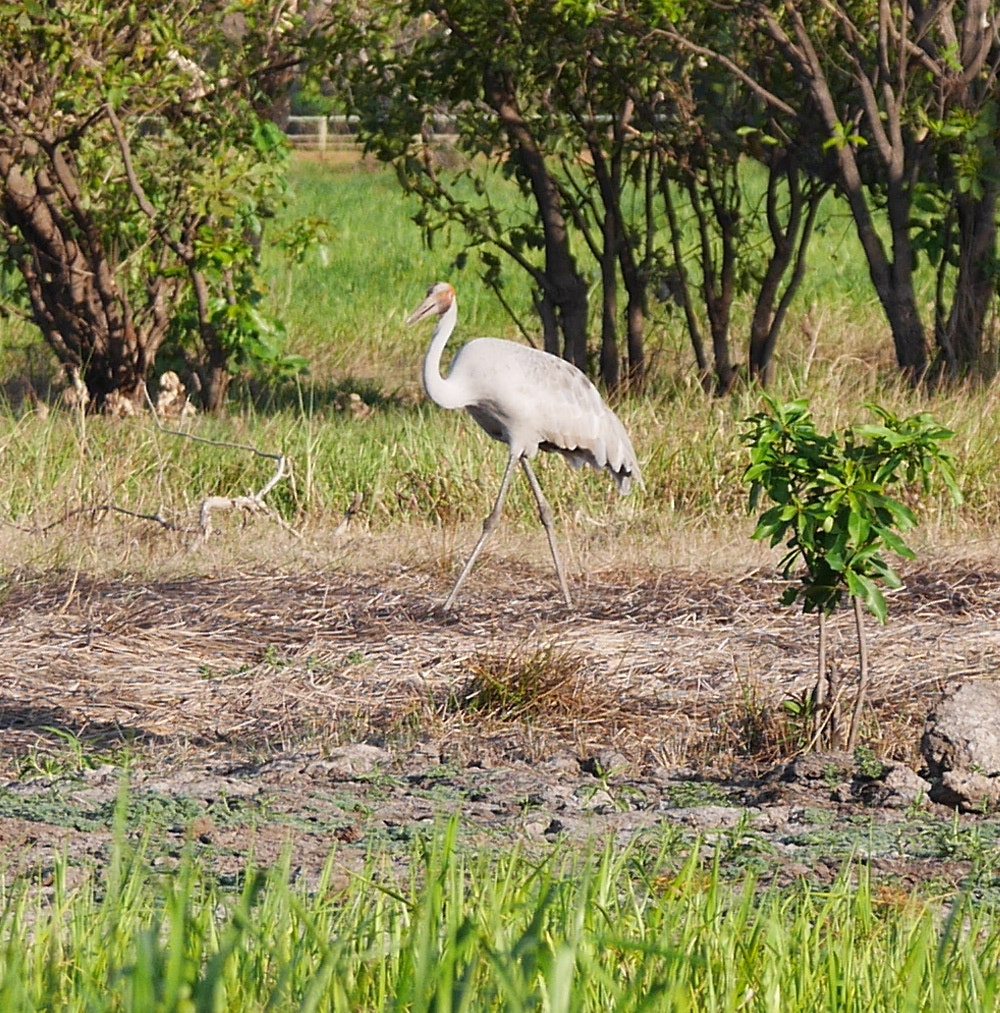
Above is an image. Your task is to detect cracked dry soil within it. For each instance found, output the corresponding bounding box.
[1,560,999,892]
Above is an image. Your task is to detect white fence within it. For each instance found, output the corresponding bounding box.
[284,115,458,152]
[285,115,360,152]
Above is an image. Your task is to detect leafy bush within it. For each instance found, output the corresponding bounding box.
[742,396,962,749]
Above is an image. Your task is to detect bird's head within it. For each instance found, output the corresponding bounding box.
[406,282,455,325]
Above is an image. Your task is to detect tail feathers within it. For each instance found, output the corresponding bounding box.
[614,464,642,495]
[603,414,643,494]
[610,454,643,495]
[536,402,642,494]
[544,440,642,494]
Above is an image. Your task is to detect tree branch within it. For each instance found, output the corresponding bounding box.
[654,27,797,118]
[142,386,297,541]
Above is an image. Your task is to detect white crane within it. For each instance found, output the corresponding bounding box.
[407,281,642,609]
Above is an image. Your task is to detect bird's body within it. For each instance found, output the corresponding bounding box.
[431,336,639,492]
[408,281,642,608]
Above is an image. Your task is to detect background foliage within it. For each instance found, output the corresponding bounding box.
[0,1,322,411]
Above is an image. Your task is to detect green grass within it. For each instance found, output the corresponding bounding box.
[0,368,993,576]
[1,816,999,1012]
[269,158,539,389]
[0,155,997,564]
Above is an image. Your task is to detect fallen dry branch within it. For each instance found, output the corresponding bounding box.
[40,505,189,534]
[197,453,296,538]
[333,492,364,537]
[0,391,296,542]
[143,384,297,541]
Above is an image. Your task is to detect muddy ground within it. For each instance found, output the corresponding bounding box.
[1,558,999,894]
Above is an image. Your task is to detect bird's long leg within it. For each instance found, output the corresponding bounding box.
[444,449,520,610]
[520,458,572,608]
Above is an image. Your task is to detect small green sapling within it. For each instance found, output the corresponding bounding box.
[741,397,962,751]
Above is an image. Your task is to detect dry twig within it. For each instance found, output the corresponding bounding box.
[197,454,295,538]
[141,385,298,541]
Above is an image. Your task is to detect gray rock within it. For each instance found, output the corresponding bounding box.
[753,805,792,832]
[921,681,1000,811]
[855,765,931,808]
[537,753,582,778]
[580,751,630,778]
[922,681,1000,777]
[782,750,855,784]
[881,765,932,807]
[405,741,444,766]
[577,788,616,812]
[521,820,549,839]
[667,805,749,830]
[935,770,1000,812]
[312,744,392,779]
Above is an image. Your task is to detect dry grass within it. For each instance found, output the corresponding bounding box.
[449,644,595,721]
[1,549,997,782]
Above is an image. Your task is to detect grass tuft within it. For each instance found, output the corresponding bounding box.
[451,643,593,722]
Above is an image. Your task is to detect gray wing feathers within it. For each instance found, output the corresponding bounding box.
[455,340,642,493]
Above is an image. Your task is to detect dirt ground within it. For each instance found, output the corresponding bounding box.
[2,551,999,893]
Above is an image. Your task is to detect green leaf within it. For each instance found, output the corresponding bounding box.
[845,571,889,624]
[878,527,915,559]
[847,508,870,546]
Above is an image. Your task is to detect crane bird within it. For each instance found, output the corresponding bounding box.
[407,281,642,609]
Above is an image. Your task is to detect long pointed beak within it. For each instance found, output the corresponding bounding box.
[406,295,439,326]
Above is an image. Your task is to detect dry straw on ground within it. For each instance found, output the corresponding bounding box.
[1,558,997,779]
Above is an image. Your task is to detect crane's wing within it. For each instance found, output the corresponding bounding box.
[450,339,643,493]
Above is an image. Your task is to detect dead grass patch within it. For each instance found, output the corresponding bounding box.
[448,644,595,721]
[0,557,995,779]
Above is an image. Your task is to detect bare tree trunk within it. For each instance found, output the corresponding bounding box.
[624,293,645,391]
[847,595,870,752]
[828,661,842,751]
[535,293,561,358]
[661,168,709,382]
[688,169,739,394]
[0,150,163,411]
[598,210,621,390]
[814,609,828,746]
[753,1,929,381]
[810,610,842,750]
[749,155,826,384]
[617,195,648,389]
[941,184,1000,378]
[484,65,590,372]
[202,362,231,414]
[591,110,647,390]
[880,186,929,380]
[585,120,645,391]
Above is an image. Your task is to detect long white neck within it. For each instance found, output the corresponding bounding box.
[422,298,466,410]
